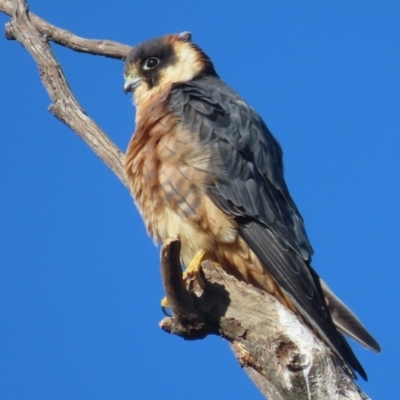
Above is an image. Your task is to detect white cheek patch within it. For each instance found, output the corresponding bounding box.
[162,44,202,84]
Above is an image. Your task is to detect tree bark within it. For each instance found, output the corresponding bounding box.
[0,1,370,398]
[2,0,128,185]
[160,238,369,400]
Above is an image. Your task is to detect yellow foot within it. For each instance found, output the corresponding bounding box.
[182,249,207,289]
[161,296,171,315]
[160,249,207,311]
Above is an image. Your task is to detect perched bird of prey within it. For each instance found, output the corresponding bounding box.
[123,32,380,380]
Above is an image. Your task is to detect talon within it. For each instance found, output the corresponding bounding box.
[161,306,172,316]
[183,249,207,288]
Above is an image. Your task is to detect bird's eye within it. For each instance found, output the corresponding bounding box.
[143,57,160,70]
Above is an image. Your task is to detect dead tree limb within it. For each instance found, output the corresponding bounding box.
[1,0,131,59]
[1,1,370,398]
[2,0,129,185]
[161,239,368,400]
[160,238,369,400]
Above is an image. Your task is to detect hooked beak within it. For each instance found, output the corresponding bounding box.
[123,76,142,94]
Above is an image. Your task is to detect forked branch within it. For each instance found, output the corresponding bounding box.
[2,0,129,184]
[1,1,370,398]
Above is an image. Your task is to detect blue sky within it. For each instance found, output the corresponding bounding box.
[1,1,399,399]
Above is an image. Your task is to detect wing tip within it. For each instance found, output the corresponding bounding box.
[320,279,381,354]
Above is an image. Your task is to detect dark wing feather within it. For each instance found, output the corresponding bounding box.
[168,76,367,380]
[320,279,381,353]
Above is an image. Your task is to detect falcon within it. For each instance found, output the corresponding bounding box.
[123,32,380,380]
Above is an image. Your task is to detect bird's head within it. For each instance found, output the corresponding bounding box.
[123,32,217,103]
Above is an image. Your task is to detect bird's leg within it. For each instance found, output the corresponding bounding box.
[182,249,207,289]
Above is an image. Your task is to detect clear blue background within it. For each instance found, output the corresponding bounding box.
[1,1,398,399]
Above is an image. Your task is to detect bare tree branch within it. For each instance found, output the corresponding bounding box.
[1,0,131,59]
[160,239,369,400]
[3,0,128,185]
[1,1,371,398]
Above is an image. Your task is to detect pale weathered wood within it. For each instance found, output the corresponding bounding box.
[0,1,370,398]
[160,239,369,400]
[2,0,128,185]
[1,0,131,59]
